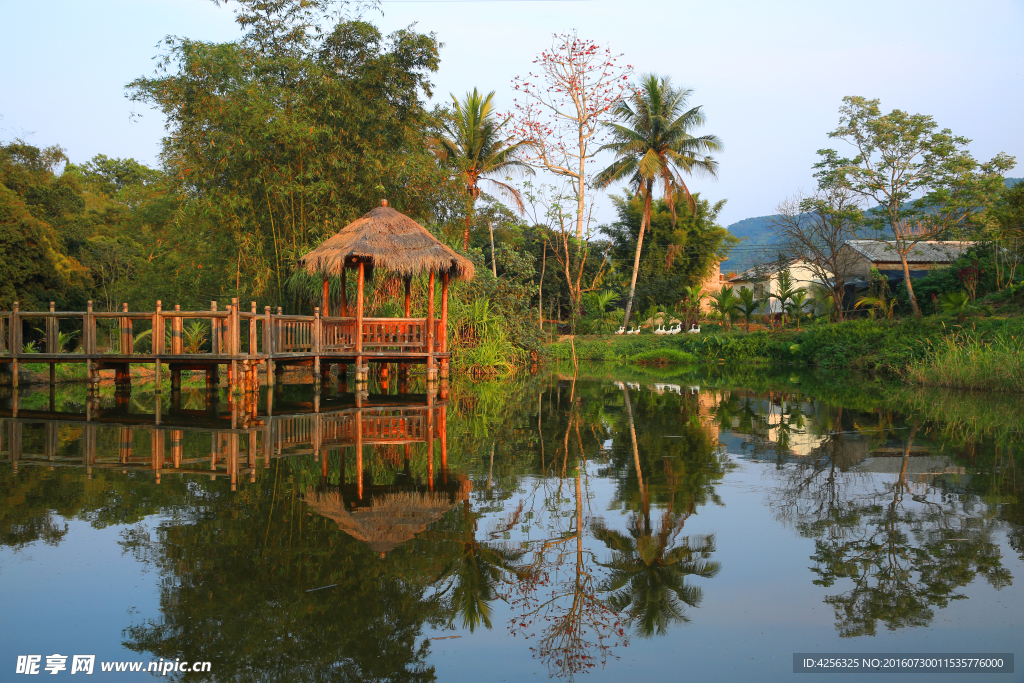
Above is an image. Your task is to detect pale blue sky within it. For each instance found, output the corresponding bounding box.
[1,0,1021,226]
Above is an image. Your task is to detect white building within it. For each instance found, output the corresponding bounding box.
[727,258,830,314]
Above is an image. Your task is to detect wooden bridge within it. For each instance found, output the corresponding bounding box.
[0,295,449,392]
[0,389,451,499]
[0,200,474,392]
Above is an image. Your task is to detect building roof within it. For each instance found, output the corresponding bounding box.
[843,240,974,264]
[298,200,475,281]
[727,257,816,283]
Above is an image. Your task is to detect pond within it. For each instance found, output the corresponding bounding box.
[1,365,1021,682]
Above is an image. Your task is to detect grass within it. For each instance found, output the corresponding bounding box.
[545,314,1024,392]
[904,331,1024,393]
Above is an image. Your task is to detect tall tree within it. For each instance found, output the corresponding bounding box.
[509,32,631,241]
[595,74,722,327]
[770,185,863,320]
[129,2,461,307]
[816,96,1014,317]
[429,89,532,250]
[604,193,735,315]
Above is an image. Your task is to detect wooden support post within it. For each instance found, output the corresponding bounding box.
[152,430,165,484]
[84,423,96,479]
[45,422,58,465]
[84,301,94,390]
[440,404,447,474]
[153,301,163,393]
[399,276,412,380]
[264,306,274,386]
[47,302,56,386]
[120,302,133,356]
[249,302,257,356]
[171,429,183,468]
[172,305,183,354]
[355,261,366,384]
[313,306,322,385]
[322,276,330,318]
[11,421,22,473]
[426,271,436,382]
[355,409,363,500]
[11,302,19,389]
[440,272,449,379]
[211,301,219,355]
[341,267,348,317]
[119,426,133,463]
[229,298,239,392]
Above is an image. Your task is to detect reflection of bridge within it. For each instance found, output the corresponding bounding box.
[0,389,452,501]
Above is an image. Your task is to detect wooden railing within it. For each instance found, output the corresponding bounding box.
[1,302,447,360]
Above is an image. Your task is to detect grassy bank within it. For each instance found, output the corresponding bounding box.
[546,315,1024,392]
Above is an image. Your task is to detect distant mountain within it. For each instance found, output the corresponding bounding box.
[723,178,1022,273]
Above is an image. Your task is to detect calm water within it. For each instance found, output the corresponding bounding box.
[1,366,1022,682]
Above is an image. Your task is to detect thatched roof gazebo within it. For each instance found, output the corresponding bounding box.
[304,480,472,555]
[296,200,474,381]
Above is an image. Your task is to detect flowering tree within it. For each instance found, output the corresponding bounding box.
[508,33,632,241]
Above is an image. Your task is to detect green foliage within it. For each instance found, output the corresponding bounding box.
[905,330,1024,392]
[707,286,739,329]
[603,194,735,314]
[936,291,992,319]
[429,88,532,250]
[128,9,464,307]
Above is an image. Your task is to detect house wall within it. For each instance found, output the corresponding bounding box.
[730,260,830,314]
[697,261,727,313]
[836,245,874,278]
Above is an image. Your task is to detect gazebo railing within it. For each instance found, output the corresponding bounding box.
[362,318,426,349]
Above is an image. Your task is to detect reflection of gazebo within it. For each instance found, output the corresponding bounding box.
[305,479,472,554]
[297,200,474,382]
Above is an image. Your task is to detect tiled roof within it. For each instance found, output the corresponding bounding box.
[728,258,805,282]
[844,240,974,264]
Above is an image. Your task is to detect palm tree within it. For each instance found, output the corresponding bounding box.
[591,513,719,637]
[436,500,529,632]
[786,290,809,329]
[771,268,799,328]
[595,74,722,327]
[737,287,760,332]
[708,285,739,330]
[429,89,533,250]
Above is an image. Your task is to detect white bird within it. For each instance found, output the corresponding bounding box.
[653,323,666,335]
[627,326,640,335]
[687,324,701,334]
[615,326,626,335]
[669,323,682,335]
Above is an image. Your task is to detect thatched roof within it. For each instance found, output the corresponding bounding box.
[297,200,475,281]
[304,484,471,554]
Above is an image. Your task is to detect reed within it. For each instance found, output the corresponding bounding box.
[904,331,1024,393]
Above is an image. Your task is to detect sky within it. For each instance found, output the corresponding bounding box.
[1,0,1021,228]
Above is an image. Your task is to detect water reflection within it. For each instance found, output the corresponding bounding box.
[0,367,1021,681]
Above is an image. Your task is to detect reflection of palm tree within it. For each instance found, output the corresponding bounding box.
[592,512,718,636]
[437,500,527,632]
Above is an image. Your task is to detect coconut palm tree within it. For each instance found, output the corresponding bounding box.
[429,89,533,250]
[435,499,529,632]
[591,513,719,637]
[737,287,760,332]
[595,74,722,327]
[708,285,740,330]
